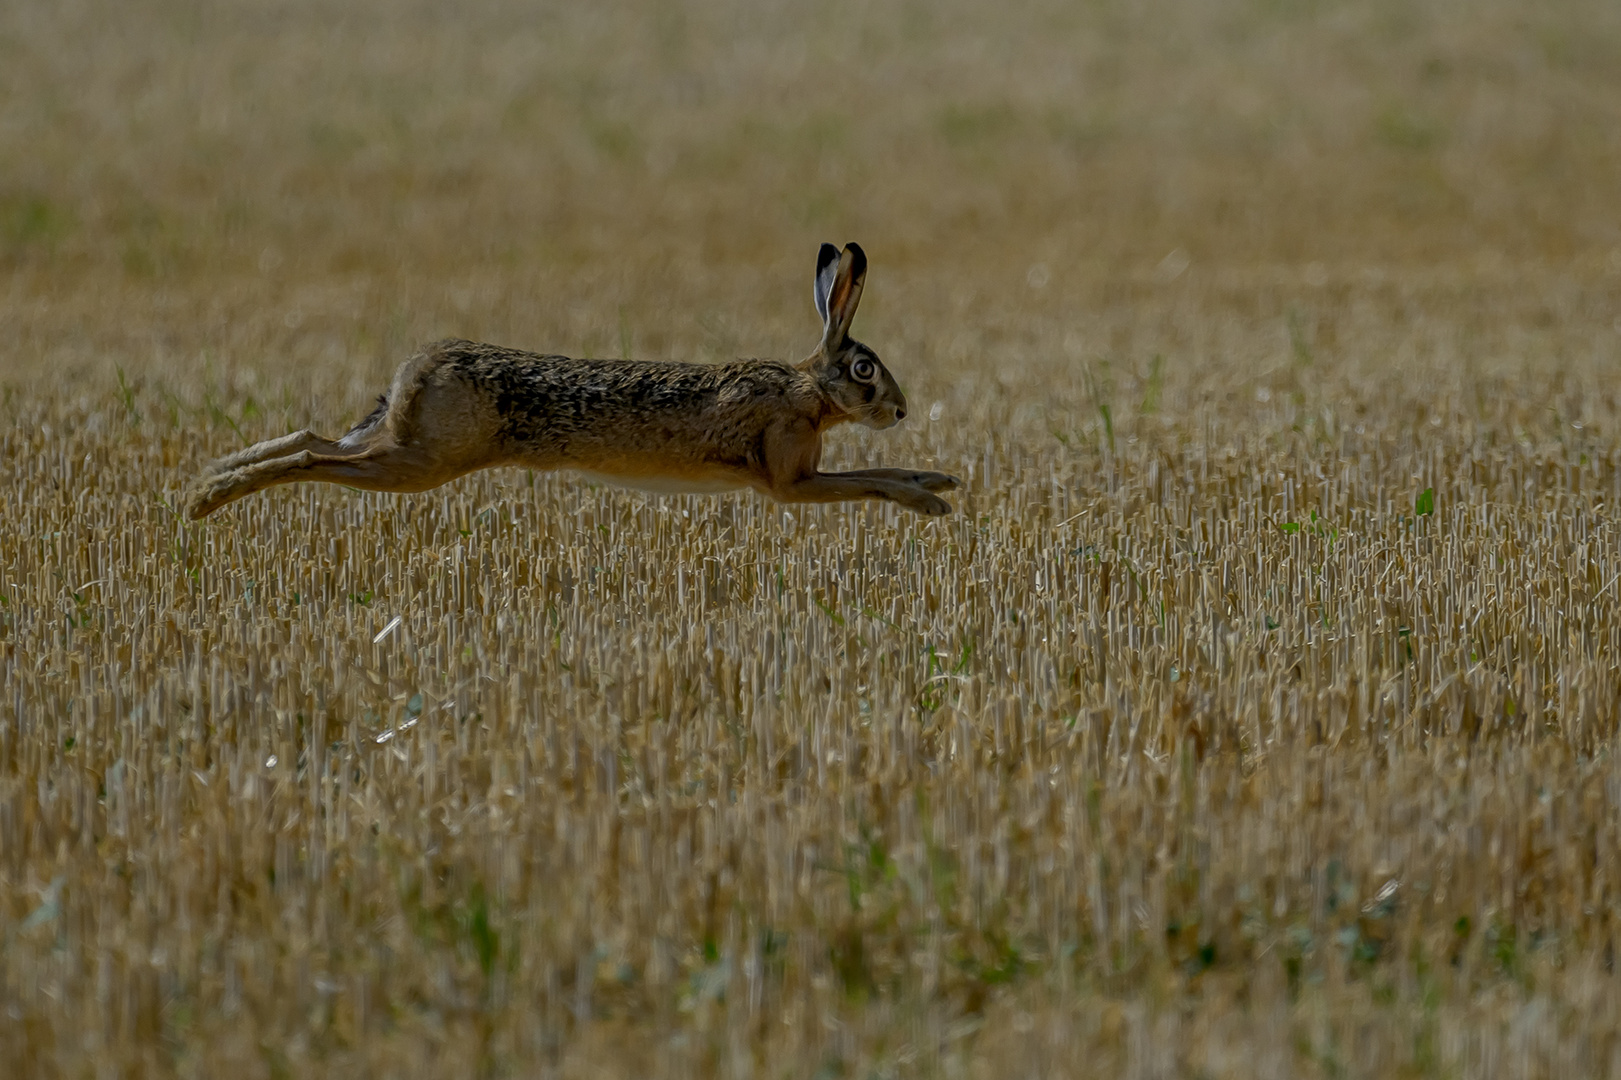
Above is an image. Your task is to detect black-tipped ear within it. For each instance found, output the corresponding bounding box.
[821,242,867,349]
[843,241,866,281]
[813,242,840,324]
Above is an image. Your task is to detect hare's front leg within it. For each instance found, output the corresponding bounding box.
[827,468,961,493]
[773,472,953,516]
[761,422,956,515]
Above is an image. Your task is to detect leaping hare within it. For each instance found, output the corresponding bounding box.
[185,242,960,520]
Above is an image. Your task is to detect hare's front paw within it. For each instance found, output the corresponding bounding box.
[898,487,954,516]
[910,471,961,493]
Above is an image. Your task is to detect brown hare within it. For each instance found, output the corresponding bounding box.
[184,242,960,520]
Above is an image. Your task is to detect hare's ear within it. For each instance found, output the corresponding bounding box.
[813,242,840,325]
[821,242,867,350]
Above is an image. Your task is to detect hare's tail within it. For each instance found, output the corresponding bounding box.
[375,350,442,446]
[328,348,439,452]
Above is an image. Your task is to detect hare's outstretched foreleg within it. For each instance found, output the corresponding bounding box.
[197,429,354,477]
[761,422,956,515]
[773,472,953,516]
[185,447,457,519]
[824,468,961,493]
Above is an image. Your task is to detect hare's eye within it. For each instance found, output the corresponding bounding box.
[851,357,877,382]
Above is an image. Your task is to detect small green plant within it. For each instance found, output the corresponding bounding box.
[115,367,140,424]
[1140,354,1164,414]
[1287,309,1313,367]
[812,594,846,626]
[463,883,500,980]
[1276,510,1338,543]
[917,636,973,713]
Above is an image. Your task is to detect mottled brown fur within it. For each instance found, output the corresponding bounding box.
[184,243,960,519]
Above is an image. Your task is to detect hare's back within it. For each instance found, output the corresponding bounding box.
[428,340,803,468]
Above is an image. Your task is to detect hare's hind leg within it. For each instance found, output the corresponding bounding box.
[186,446,461,519]
[198,429,352,477]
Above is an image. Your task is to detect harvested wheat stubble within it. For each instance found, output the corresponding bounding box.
[5,286,1621,1077]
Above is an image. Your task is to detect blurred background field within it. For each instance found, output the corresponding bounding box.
[3,0,1621,1076]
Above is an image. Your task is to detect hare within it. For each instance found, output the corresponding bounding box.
[185,242,960,520]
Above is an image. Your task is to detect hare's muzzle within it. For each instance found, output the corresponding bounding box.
[865,404,905,430]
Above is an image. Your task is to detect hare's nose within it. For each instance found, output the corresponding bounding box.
[895,407,906,420]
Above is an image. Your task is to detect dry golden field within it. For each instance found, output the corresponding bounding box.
[4,0,1621,1076]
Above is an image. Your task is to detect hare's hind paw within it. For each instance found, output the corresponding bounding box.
[184,480,227,520]
[184,470,248,519]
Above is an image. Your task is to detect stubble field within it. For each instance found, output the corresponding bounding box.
[4,1,1621,1076]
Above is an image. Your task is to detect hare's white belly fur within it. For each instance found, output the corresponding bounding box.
[577,470,745,495]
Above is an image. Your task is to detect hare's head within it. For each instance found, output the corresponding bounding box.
[802,242,908,430]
